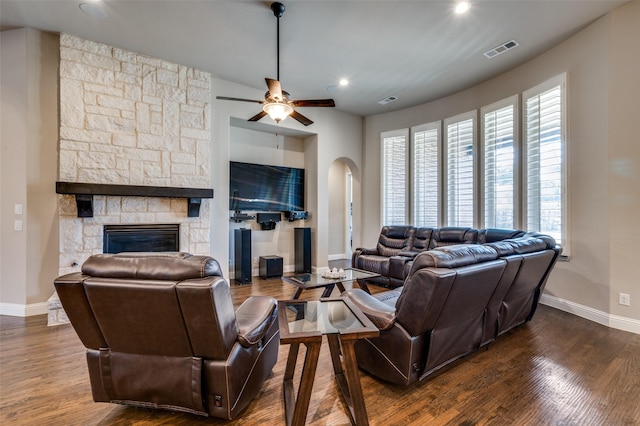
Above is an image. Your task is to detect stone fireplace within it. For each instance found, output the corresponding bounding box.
[50,34,213,325]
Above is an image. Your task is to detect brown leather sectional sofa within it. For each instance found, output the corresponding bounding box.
[352,226,526,287]
[345,229,560,386]
[54,252,279,419]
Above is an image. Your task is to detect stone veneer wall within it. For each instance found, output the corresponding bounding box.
[58,34,212,276]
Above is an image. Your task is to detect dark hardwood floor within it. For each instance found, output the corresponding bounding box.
[1,276,639,425]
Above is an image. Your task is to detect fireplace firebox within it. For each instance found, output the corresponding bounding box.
[103,224,180,254]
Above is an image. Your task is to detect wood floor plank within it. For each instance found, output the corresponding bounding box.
[1,276,639,425]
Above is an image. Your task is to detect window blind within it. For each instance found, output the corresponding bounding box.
[381,131,408,225]
[483,102,516,229]
[525,78,565,247]
[446,115,475,227]
[412,124,439,227]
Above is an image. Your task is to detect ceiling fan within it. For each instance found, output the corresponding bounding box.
[216,2,335,126]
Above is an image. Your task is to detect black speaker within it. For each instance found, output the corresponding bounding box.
[259,256,283,279]
[257,212,281,230]
[295,227,311,273]
[234,228,252,284]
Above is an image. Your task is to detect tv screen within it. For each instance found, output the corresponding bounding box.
[229,161,305,212]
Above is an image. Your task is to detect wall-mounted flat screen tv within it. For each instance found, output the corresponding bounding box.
[229,161,305,212]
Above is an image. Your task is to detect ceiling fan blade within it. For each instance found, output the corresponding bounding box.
[248,110,268,122]
[290,110,314,126]
[216,96,264,104]
[290,99,336,108]
[265,78,283,101]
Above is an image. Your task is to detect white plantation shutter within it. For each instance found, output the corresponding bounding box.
[482,97,517,229]
[524,74,566,249]
[445,112,476,227]
[412,123,440,227]
[381,130,408,225]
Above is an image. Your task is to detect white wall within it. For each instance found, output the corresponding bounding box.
[228,126,307,275]
[362,3,640,329]
[1,29,59,315]
[210,78,363,277]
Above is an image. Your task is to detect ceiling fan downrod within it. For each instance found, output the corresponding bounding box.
[271,2,285,82]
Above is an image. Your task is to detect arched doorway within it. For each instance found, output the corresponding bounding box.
[328,159,354,266]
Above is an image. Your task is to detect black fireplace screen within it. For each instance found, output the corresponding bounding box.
[103,224,179,254]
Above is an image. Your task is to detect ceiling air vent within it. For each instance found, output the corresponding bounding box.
[484,39,519,59]
[378,96,398,106]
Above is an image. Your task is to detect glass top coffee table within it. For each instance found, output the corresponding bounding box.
[278,298,379,426]
[282,268,379,299]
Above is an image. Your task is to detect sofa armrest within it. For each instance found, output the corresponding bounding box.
[235,296,277,347]
[389,255,413,282]
[342,289,397,330]
[355,247,378,255]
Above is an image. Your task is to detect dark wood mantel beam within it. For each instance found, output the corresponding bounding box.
[55,182,214,218]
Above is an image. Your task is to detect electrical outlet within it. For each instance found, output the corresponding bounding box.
[619,293,630,306]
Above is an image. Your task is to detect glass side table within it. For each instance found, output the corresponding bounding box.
[282,268,380,299]
[277,298,379,426]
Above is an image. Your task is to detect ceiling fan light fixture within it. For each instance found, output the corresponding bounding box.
[263,101,294,123]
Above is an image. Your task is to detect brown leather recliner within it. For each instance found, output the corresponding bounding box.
[343,234,560,386]
[54,252,279,419]
[352,225,415,286]
[345,244,507,385]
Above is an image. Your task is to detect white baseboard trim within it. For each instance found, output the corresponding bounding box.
[328,253,350,262]
[539,294,640,335]
[0,302,48,317]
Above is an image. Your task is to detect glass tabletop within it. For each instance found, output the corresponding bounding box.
[282,268,379,289]
[284,300,364,335]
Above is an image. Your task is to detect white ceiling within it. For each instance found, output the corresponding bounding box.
[0,0,629,118]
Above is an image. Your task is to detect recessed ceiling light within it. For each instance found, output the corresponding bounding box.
[339,79,349,87]
[79,2,107,19]
[455,2,470,14]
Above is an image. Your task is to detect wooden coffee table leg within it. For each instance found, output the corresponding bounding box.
[283,341,321,426]
[321,283,336,298]
[291,287,304,300]
[340,338,370,425]
[327,334,370,425]
[356,279,371,294]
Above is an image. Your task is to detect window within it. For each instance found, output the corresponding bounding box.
[523,74,567,249]
[378,74,567,251]
[482,96,518,229]
[412,123,440,227]
[444,112,476,227]
[381,129,408,225]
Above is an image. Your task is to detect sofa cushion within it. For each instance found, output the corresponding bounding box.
[411,228,433,252]
[483,240,517,257]
[477,228,526,244]
[429,227,478,249]
[376,226,415,257]
[415,244,498,269]
[354,254,391,276]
